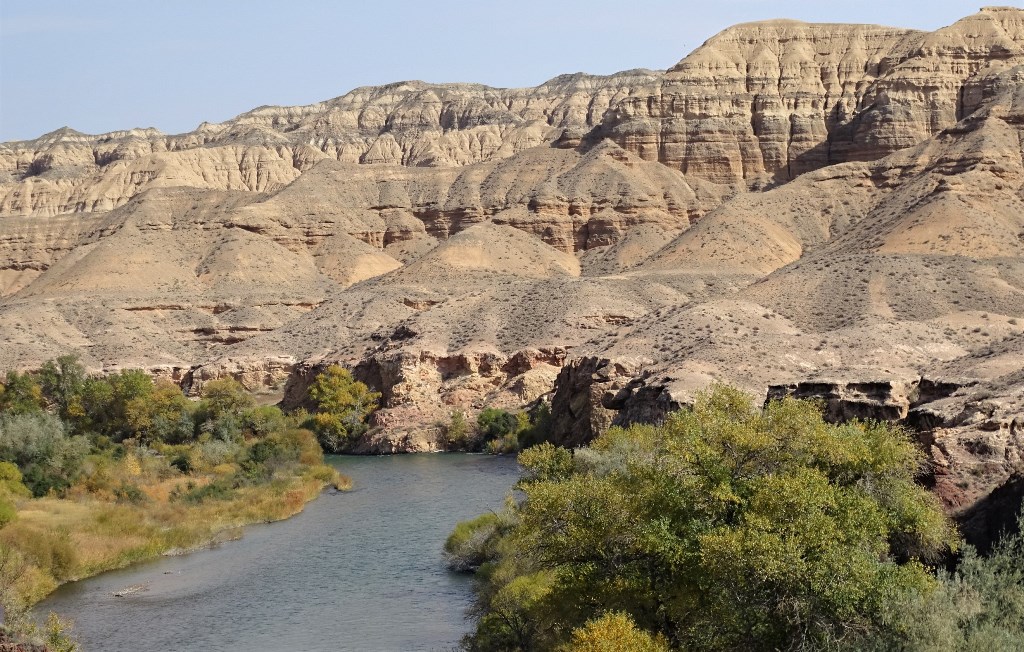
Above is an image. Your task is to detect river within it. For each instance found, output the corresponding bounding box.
[38,454,520,652]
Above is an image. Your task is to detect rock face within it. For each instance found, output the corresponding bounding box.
[0,72,659,218]
[548,357,645,448]
[1,9,1024,526]
[602,7,1024,184]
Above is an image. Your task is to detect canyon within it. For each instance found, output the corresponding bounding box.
[2,7,1024,524]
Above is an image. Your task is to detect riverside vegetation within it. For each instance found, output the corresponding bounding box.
[0,357,373,650]
[447,386,1024,652]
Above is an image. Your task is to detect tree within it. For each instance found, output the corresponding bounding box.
[306,366,380,453]
[477,408,518,440]
[199,378,255,420]
[124,380,195,444]
[78,369,155,440]
[443,409,470,449]
[0,412,89,496]
[460,386,957,651]
[38,355,86,423]
[0,371,44,416]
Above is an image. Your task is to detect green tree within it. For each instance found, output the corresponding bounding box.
[0,412,89,496]
[443,410,471,450]
[124,380,195,444]
[477,408,518,440]
[459,386,957,651]
[38,355,86,423]
[306,366,380,453]
[0,371,44,416]
[199,378,255,420]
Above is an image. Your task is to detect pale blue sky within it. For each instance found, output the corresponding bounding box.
[0,1,997,141]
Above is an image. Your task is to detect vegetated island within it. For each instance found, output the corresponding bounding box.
[0,356,377,650]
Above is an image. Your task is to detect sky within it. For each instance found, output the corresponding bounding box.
[0,1,998,141]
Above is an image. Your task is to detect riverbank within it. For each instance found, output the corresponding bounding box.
[37,454,519,652]
[4,462,346,615]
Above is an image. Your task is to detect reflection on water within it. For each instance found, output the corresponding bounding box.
[39,454,519,652]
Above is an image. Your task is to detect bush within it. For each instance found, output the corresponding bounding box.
[444,512,507,572]
[171,479,234,504]
[442,410,471,450]
[477,408,518,440]
[0,497,16,528]
[0,461,30,498]
[0,412,89,497]
[858,512,1024,651]
[113,483,147,505]
[306,366,379,453]
[459,386,958,652]
[561,612,669,652]
[0,527,76,582]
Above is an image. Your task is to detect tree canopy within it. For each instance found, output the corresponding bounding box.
[458,385,958,652]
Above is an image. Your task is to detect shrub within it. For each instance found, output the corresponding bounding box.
[0,461,30,498]
[477,408,518,440]
[113,483,146,504]
[858,512,1024,651]
[0,412,89,497]
[442,410,471,450]
[306,366,380,453]
[444,512,506,572]
[171,479,234,504]
[0,496,16,528]
[560,612,669,652]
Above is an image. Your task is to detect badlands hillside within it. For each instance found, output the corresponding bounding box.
[3,7,1024,524]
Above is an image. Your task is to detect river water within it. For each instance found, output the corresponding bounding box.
[38,454,519,652]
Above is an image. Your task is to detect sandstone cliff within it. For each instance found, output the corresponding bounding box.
[602,7,1024,184]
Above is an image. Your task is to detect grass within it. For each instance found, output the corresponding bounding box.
[1,460,347,612]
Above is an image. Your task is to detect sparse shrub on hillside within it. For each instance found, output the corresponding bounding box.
[306,366,380,453]
[456,386,958,652]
